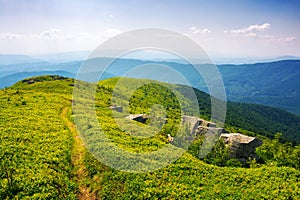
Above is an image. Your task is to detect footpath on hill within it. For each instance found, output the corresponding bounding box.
[61,107,96,200]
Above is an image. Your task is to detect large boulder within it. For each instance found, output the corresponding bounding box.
[109,105,123,113]
[197,126,225,136]
[196,118,225,137]
[220,133,263,163]
[127,114,148,123]
[182,115,201,134]
[182,116,222,136]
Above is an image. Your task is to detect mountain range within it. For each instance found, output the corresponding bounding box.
[0,55,299,115]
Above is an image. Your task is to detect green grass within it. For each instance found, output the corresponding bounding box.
[81,77,300,199]
[0,75,299,199]
[0,87,77,199]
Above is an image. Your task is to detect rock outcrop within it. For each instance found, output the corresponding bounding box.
[220,133,263,164]
[126,113,262,164]
[109,105,123,113]
[182,115,201,134]
[196,118,225,137]
[127,114,148,123]
[22,75,68,84]
[182,115,262,164]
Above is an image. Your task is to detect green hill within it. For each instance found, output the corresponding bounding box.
[218,60,300,114]
[97,77,300,143]
[0,75,299,199]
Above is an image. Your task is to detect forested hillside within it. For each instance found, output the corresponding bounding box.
[218,60,300,114]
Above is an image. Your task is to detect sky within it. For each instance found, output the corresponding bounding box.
[0,0,300,59]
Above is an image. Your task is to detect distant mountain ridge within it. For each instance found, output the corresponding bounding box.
[0,70,75,88]
[0,56,299,114]
[0,54,42,65]
[218,60,300,114]
[210,55,300,65]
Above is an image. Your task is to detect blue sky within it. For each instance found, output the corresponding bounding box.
[0,0,299,58]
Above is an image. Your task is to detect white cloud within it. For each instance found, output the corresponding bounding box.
[0,33,24,39]
[246,23,270,32]
[31,28,122,41]
[284,36,296,42]
[0,28,123,46]
[40,31,55,39]
[243,32,257,38]
[224,23,296,42]
[0,32,60,40]
[101,28,122,37]
[190,26,211,34]
[202,28,211,34]
[0,28,124,54]
[259,35,296,42]
[227,23,270,34]
[276,36,296,42]
[239,33,296,42]
[34,29,61,40]
[261,35,275,39]
[50,28,61,33]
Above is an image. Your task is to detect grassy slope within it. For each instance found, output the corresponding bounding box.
[0,79,77,199]
[101,77,300,143]
[88,77,300,199]
[0,76,299,199]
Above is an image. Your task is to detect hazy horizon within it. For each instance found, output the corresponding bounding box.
[0,0,299,58]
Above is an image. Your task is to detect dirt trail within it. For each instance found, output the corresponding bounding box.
[61,107,96,200]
